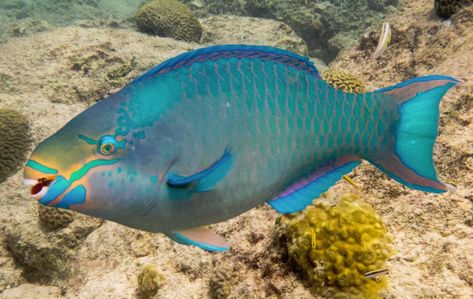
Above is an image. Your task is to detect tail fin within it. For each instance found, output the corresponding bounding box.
[369,75,460,193]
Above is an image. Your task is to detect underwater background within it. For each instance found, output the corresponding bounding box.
[0,0,472,298]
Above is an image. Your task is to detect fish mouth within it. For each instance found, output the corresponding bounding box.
[24,176,56,200]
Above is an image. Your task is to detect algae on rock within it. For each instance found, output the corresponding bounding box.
[277,193,394,298]
[136,0,202,42]
[137,264,165,299]
[435,0,473,18]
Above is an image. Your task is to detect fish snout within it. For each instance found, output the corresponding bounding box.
[23,175,56,201]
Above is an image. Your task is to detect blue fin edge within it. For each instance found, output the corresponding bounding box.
[132,44,320,83]
[167,232,229,252]
[268,160,361,214]
[167,148,233,192]
[375,75,460,93]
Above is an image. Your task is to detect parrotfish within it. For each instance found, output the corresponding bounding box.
[24,45,458,251]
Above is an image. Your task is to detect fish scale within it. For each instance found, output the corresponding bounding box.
[24,45,458,251]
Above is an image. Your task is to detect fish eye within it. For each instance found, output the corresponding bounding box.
[99,143,115,156]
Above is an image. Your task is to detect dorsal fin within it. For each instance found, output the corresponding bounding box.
[132,45,320,83]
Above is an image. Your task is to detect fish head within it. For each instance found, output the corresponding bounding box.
[24,96,178,222]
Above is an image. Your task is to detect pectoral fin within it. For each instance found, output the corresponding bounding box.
[166,227,230,252]
[167,149,233,192]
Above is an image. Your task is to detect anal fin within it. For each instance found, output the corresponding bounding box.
[268,156,361,214]
[166,227,230,252]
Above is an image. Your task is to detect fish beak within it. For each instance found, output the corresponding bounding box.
[24,176,56,201]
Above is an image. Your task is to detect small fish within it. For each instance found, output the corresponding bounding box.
[372,22,391,59]
[364,268,389,279]
[311,228,316,249]
[24,45,459,252]
[342,175,359,189]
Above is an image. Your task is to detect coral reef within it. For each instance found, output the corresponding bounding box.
[200,15,308,55]
[136,264,165,299]
[38,205,75,231]
[209,264,234,299]
[435,0,473,18]
[182,0,400,61]
[0,109,31,183]
[322,69,366,93]
[277,193,394,298]
[136,0,202,42]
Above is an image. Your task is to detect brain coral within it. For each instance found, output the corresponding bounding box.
[0,109,31,183]
[38,205,75,231]
[322,69,366,94]
[278,193,394,298]
[435,0,473,18]
[136,0,202,42]
[209,264,233,299]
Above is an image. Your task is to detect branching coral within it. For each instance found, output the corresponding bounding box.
[322,69,366,94]
[136,0,202,42]
[0,109,31,183]
[278,193,394,298]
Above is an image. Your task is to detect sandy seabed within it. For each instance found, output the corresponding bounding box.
[1,0,472,298]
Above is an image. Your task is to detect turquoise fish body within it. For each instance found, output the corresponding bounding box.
[24,45,459,251]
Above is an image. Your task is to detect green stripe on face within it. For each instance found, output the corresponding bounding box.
[69,158,120,182]
[26,160,58,174]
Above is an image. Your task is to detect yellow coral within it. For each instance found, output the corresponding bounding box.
[0,109,31,183]
[279,193,393,298]
[322,69,366,94]
[136,0,202,42]
[137,264,165,299]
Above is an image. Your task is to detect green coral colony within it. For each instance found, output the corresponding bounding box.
[279,193,394,298]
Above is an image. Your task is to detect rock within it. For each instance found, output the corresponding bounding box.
[38,205,75,231]
[181,0,399,62]
[6,18,51,38]
[1,283,62,299]
[4,201,102,285]
[200,15,308,55]
[136,0,202,42]
[435,0,473,18]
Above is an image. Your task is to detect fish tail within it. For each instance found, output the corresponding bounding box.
[368,75,460,193]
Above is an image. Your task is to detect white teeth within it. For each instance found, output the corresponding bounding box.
[32,186,48,199]
[23,179,37,186]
